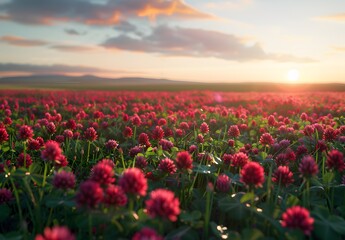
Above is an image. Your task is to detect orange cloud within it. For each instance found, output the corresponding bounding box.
[0,0,212,26]
[0,35,48,46]
[84,12,120,26]
[138,0,213,21]
[332,46,345,52]
[316,12,345,22]
[50,44,97,52]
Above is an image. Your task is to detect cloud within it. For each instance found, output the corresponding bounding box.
[0,0,211,26]
[0,63,117,74]
[64,28,86,36]
[315,12,345,22]
[204,0,253,10]
[102,25,315,63]
[332,46,345,52]
[0,35,48,46]
[49,44,96,52]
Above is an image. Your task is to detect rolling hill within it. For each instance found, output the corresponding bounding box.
[0,74,344,92]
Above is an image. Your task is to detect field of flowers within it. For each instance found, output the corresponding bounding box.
[0,89,344,240]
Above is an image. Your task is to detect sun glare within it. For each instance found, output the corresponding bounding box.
[287,69,300,82]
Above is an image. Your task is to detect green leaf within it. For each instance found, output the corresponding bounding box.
[259,152,268,160]
[1,146,10,152]
[180,210,202,223]
[242,228,264,240]
[0,205,10,222]
[30,174,44,187]
[210,222,229,239]
[240,192,255,203]
[165,226,199,240]
[328,215,345,234]
[0,232,22,240]
[322,171,334,185]
[314,218,341,240]
[45,197,75,208]
[218,194,248,220]
[312,209,345,239]
[29,162,41,174]
[193,164,216,174]
[285,194,300,207]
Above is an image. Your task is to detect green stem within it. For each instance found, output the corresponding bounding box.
[88,214,93,239]
[204,187,212,240]
[23,141,27,168]
[129,198,134,212]
[87,141,91,163]
[10,178,24,231]
[42,162,48,187]
[306,179,310,208]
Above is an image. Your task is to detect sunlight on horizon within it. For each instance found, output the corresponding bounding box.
[287,69,300,83]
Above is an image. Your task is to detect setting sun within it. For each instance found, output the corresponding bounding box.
[287,69,300,82]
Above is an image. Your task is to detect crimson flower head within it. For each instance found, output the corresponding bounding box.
[196,134,204,143]
[18,125,34,141]
[119,168,147,197]
[35,226,75,240]
[326,149,345,172]
[267,115,276,126]
[135,156,148,169]
[281,206,314,236]
[41,140,62,162]
[123,126,133,138]
[138,133,151,147]
[28,138,42,150]
[131,114,141,126]
[259,133,274,146]
[272,166,294,187]
[0,188,13,204]
[176,151,193,170]
[52,171,76,190]
[63,130,73,139]
[158,158,177,174]
[228,125,240,138]
[105,139,118,150]
[66,119,77,130]
[240,162,265,188]
[84,127,98,142]
[98,158,115,168]
[222,153,233,166]
[158,118,167,126]
[145,189,180,221]
[299,155,318,178]
[0,128,9,143]
[200,122,209,134]
[323,127,340,142]
[76,180,103,208]
[90,162,115,185]
[103,184,127,207]
[17,152,32,168]
[232,152,249,168]
[275,153,289,166]
[90,162,115,184]
[216,174,231,193]
[46,122,56,135]
[189,144,197,153]
[55,154,68,168]
[132,227,163,240]
[152,126,164,140]
[159,139,174,151]
[303,125,315,137]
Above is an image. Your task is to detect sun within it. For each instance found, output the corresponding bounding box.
[287,69,300,82]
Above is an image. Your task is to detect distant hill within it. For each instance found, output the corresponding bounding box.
[0,74,344,92]
[0,74,193,85]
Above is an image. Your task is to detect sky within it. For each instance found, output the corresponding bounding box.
[0,0,344,83]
